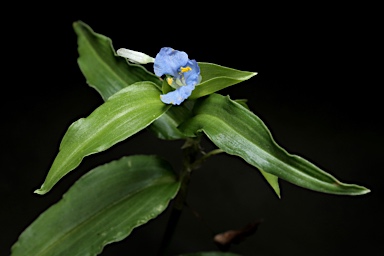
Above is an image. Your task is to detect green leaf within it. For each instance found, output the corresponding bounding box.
[190,62,257,99]
[35,82,170,195]
[234,99,249,109]
[73,20,161,101]
[12,155,180,256]
[259,169,281,198]
[179,94,370,196]
[148,103,192,140]
[233,99,281,197]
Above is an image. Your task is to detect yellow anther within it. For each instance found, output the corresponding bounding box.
[167,77,173,85]
[180,66,192,73]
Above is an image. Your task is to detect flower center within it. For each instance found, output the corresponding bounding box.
[166,77,174,86]
[180,66,192,73]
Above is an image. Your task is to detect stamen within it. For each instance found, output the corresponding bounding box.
[180,66,192,73]
[167,77,173,85]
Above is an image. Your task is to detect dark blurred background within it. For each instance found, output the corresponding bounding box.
[2,2,382,256]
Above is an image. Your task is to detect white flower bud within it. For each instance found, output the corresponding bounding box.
[116,48,155,64]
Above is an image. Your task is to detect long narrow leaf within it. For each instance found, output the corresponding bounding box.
[13,155,180,256]
[35,82,170,195]
[74,20,161,101]
[233,99,281,197]
[179,94,370,195]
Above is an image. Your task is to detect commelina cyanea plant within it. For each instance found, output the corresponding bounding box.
[11,21,370,256]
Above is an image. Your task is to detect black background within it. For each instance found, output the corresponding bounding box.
[2,2,382,256]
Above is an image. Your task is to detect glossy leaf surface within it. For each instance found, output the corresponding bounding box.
[74,20,160,101]
[233,99,281,197]
[148,103,192,140]
[179,94,370,195]
[13,155,180,256]
[35,82,169,195]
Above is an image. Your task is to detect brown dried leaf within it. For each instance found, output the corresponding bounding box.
[213,219,263,251]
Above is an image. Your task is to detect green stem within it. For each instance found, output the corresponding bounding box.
[190,148,224,170]
[157,138,226,255]
[157,137,202,256]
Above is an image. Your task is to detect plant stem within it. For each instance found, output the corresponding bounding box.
[156,137,202,256]
[190,148,224,170]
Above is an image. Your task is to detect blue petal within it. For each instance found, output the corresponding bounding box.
[154,47,189,77]
[160,84,195,105]
[183,59,201,86]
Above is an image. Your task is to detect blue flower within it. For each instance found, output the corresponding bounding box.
[117,46,201,105]
[154,47,201,105]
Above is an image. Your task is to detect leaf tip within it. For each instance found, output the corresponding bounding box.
[72,20,82,29]
[359,187,371,195]
[244,71,258,80]
[337,182,371,196]
[34,186,48,195]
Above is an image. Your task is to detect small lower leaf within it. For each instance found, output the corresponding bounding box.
[259,169,280,198]
[12,155,180,256]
